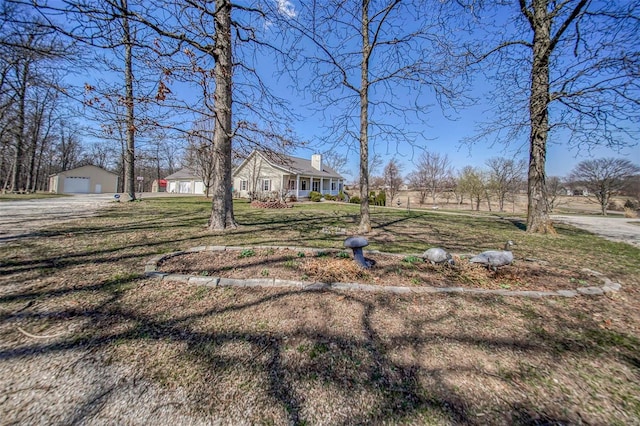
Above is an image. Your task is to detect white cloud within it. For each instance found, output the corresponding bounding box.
[277,0,297,18]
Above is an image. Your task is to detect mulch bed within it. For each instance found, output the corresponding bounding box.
[158,247,599,292]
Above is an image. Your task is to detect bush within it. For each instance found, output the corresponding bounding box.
[324,194,336,201]
[624,199,639,210]
[309,191,322,202]
[349,196,361,204]
[607,200,624,211]
[375,191,386,206]
[336,191,345,202]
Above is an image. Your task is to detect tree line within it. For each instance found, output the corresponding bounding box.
[369,154,639,216]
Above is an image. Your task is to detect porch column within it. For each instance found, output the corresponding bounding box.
[320,177,324,194]
[330,178,333,195]
[281,175,285,200]
[310,177,313,193]
[296,175,300,198]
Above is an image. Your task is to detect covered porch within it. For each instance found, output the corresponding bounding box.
[283,174,344,199]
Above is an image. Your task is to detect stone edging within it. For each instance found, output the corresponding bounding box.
[144,246,622,298]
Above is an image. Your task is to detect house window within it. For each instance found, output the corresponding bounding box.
[312,181,319,192]
[288,180,296,190]
[301,180,307,190]
[331,182,337,191]
[262,179,271,191]
[240,180,247,191]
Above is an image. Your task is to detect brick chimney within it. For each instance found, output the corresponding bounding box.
[311,154,322,171]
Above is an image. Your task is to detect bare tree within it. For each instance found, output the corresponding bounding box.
[569,158,640,216]
[467,1,640,233]
[383,158,403,206]
[184,118,216,198]
[0,6,68,192]
[457,166,487,211]
[546,175,563,212]
[321,150,348,177]
[283,1,467,233]
[486,157,526,212]
[408,151,453,205]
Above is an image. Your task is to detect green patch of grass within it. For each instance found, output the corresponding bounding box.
[283,260,299,268]
[336,251,350,259]
[402,255,422,264]
[0,192,70,201]
[238,249,256,258]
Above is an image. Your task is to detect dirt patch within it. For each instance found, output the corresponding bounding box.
[158,247,597,292]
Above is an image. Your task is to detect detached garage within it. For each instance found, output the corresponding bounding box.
[165,168,206,195]
[49,165,119,194]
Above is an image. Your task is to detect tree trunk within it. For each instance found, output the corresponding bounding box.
[358,0,371,234]
[10,62,29,193]
[122,0,136,201]
[26,99,45,192]
[208,0,237,231]
[525,0,556,234]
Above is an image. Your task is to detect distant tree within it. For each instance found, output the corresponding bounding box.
[409,151,453,205]
[369,175,385,191]
[383,158,403,206]
[184,119,215,198]
[457,166,486,211]
[569,158,640,216]
[546,176,563,212]
[486,157,526,212]
[322,151,348,176]
[624,175,640,203]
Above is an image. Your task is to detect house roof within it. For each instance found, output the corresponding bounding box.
[235,151,344,179]
[49,164,118,177]
[164,168,199,180]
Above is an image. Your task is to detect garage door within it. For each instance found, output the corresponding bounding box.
[194,182,204,194]
[64,177,90,193]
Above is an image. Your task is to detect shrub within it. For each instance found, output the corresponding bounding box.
[309,191,322,202]
[287,194,297,203]
[375,191,386,206]
[336,191,345,202]
[349,196,361,204]
[324,194,336,201]
[624,207,638,218]
[624,199,638,210]
[607,200,624,211]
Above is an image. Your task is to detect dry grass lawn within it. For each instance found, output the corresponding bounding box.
[1,197,639,425]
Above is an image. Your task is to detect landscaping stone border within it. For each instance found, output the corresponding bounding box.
[144,246,622,298]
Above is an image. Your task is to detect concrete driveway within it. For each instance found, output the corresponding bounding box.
[0,194,118,244]
[552,214,640,248]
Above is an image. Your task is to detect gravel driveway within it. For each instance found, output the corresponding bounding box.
[552,214,640,248]
[0,194,117,244]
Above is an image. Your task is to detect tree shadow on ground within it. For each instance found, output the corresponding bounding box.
[2,274,638,424]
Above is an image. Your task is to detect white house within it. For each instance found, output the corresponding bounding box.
[233,151,345,199]
[165,168,207,194]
